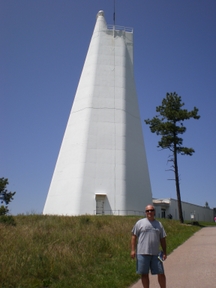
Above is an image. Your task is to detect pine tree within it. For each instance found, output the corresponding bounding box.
[145,92,200,223]
[0,178,16,215]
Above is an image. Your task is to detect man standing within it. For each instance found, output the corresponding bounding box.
[131,205,167,288]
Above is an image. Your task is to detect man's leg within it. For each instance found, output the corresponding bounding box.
[137,255,150,288]
[141,274,149,288]
[158,273,166,288]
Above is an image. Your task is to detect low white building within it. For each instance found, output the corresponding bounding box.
[153,198,213,222]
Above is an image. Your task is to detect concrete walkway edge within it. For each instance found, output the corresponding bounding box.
[129,227,216,288]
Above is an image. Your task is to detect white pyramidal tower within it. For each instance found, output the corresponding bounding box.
[43,11,152,216]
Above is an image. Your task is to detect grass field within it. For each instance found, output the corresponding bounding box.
[0,215,214,288]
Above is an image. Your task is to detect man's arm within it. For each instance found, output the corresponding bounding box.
[160,237,167,260]
[131,234,137,259]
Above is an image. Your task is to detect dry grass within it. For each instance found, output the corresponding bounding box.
[0,215,203,288]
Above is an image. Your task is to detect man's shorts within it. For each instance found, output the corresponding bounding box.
[136,254,164,275]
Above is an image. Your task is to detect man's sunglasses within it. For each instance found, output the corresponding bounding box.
[145,209,155,212]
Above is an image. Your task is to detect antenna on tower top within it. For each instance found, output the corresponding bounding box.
[113,0,116,26]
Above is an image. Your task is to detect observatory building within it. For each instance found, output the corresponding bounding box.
[43,10,152,216]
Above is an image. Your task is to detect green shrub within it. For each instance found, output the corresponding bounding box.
[0,215,16,226]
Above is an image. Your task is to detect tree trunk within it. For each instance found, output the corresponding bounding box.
[173,147,184,223]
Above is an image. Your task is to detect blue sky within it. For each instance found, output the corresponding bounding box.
[1,0,216,215]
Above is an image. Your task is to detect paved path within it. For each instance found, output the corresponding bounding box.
[129,227,216,288]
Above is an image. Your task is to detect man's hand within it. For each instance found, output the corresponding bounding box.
[160,237,167,261]
[131,234,137,259]
[131,250,136,259]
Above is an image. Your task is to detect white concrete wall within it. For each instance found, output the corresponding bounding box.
[170,199,213,222]
[154,198,213,222]
[43,11,152,216]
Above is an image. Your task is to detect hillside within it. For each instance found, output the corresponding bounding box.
[0,215,202,288]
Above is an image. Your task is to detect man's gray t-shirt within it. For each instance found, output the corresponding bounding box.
[131,218,166,255]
